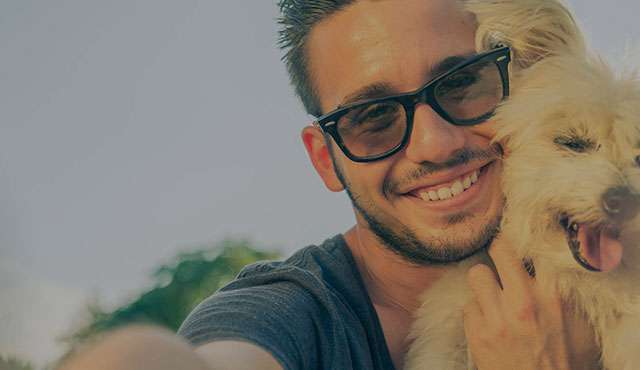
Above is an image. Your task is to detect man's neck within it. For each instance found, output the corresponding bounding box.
[343,226,449,313]
[343,226,451,369]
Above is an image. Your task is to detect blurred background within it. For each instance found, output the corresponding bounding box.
[1,0,638,368]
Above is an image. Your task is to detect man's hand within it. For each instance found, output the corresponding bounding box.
[463,236,601,370]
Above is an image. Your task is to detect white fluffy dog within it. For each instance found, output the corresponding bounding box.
[405,0,640,369]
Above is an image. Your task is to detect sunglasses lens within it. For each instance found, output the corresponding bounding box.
[434,59,504,123]
[324,50,509,161]
[337,101,407,159]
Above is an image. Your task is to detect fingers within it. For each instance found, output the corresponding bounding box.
[467,264,501,322]
[463,237,595,370]
[463,298,484,341]
[487,234,533,297]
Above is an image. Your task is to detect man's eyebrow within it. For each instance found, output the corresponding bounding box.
[338,52,477,108]
[339,82,396,108]
[430,53,476,79]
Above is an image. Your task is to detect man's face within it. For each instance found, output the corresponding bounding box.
[306,0,504,264]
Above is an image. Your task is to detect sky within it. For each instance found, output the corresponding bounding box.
[1,0,639,367]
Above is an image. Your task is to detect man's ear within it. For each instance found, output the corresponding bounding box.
[301,125,345,192]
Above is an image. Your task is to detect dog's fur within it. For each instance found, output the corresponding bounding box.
[405,1,640,369]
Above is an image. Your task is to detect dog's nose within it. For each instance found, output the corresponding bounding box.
[602,186,640,222]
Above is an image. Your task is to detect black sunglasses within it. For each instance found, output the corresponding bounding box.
[313,46,511,163]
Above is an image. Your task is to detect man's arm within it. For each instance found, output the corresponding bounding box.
[57,326,283,370]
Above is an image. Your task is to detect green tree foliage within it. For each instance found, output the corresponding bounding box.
[0,355,34,370]
[62,238,280,348]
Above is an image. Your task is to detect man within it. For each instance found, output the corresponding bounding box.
[60,0,599,369]
[177,0,598,369]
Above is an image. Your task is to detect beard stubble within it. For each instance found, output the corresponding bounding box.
[330,142,502,266]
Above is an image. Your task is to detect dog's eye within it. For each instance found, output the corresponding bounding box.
[635,155,640,167]
[553,136,595,153]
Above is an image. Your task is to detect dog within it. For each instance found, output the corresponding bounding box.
[404,0,640,369]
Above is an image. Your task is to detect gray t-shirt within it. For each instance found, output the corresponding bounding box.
[178,234,396,370]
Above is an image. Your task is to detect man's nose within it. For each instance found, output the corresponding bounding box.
[403,104,467,164]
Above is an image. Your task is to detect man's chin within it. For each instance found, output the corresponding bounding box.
[380,233,494,266]
[363,209,501,266]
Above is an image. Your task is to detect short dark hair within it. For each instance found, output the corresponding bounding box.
[277,0,356,117]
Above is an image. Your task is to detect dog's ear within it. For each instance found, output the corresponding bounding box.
[465,0,585,69]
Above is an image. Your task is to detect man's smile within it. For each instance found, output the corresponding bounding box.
[399,160,498,212]
[412,168,480,201]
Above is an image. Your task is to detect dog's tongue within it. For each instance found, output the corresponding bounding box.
[577,224,623,272]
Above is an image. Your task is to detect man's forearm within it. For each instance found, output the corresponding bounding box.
[57,325,210,370]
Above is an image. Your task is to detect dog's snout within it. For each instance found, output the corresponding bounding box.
[602,186,640,222]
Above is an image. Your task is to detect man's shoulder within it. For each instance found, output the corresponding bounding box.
[178,234,394,370]
[177,234,378,369]
[179,234,364,341]
[228,234,356,290]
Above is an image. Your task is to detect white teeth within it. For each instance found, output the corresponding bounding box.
[416,169,481,202]
[428,190,439,201]
[437,187,452,199]
[463,176,472,189]
[451,181,464,195]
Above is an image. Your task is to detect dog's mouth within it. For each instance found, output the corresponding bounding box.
[559,214,623,272]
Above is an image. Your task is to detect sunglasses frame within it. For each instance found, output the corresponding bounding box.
[313,46,511,163]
